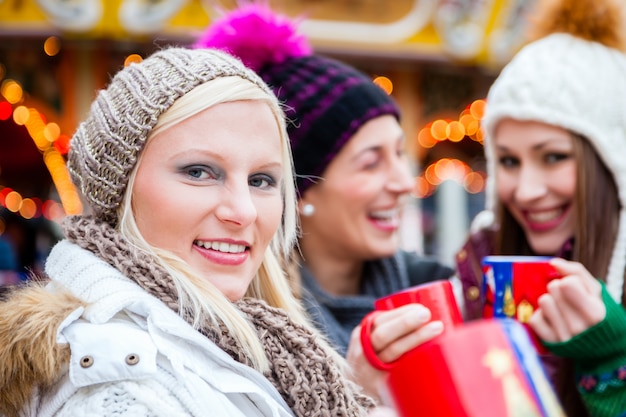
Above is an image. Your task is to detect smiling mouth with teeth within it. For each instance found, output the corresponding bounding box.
[369,208,399,220]
[194,240,247,254]
[526,208,564,223]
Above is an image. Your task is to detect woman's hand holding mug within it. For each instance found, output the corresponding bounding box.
[347,280,458,401]
[529,258,606,343]
[346,303,444,401]
[359,280,462,370]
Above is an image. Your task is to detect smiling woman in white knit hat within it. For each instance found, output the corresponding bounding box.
[0,46,393,416]
[455,0,626,415]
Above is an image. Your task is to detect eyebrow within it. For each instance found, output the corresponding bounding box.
[496,137,572,153]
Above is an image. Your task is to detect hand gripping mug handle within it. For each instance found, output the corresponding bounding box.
[360,311,394,371]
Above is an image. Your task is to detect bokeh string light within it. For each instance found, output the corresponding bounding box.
[0,36,82,221]
[414,99,487,198]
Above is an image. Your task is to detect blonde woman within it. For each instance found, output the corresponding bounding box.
[0,47,384,417]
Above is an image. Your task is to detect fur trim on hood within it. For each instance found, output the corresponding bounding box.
[0,283,85,417]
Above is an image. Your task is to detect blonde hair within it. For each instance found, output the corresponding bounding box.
[117,76,326,371]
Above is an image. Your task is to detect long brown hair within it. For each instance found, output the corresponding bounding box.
[494,133,622,416]
[572,135,621,281]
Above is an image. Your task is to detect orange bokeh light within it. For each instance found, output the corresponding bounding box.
[424,163,440,185]
[1,79,23,104]
[446,121,465,142]
[4,191,22,212]
[464,171,486,194]
[44,36,61,56]
[124,54,143,67]
[19,198,37,219]
[13,105,29,125]
[417,127,437,148]
[373,76,393,95]
[430,120,448,141]
[470,99,486,120]
[44,122,61,142]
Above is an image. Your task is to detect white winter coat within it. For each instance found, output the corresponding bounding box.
[24,240,294,417]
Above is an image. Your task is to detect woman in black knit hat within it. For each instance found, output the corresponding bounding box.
[195,3,454,401]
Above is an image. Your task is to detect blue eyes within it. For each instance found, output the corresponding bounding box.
[187,166,216,180]
[249,175,276,188]
[182,165,277,189]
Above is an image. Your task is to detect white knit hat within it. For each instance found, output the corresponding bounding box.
[482,27,626,301]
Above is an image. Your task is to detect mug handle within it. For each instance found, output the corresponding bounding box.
[360,311,394,371]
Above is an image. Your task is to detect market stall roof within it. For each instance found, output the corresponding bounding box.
[0,0,537,69]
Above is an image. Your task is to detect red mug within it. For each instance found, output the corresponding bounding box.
[360,280,463,370]
[482,256,562,354]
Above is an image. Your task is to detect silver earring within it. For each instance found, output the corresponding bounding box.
[301,203,315,217]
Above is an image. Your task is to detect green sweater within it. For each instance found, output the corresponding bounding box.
[544,284,626,417]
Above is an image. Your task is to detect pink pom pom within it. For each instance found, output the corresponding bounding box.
[193,2,312,72]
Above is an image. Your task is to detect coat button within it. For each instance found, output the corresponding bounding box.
[457,249,467,261]
[466,286,480,301]
[80,355,94,368]
[126,354,140,366]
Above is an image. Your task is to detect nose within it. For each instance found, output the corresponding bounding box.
[514,163,548,203]
[214,182,257,227]
[387,157,414,194]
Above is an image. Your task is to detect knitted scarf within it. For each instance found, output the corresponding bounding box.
[61,216,374,417]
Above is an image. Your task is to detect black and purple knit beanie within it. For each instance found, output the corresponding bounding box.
[194,4,400,195]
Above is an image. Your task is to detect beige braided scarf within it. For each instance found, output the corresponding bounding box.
[62,216,375,416]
